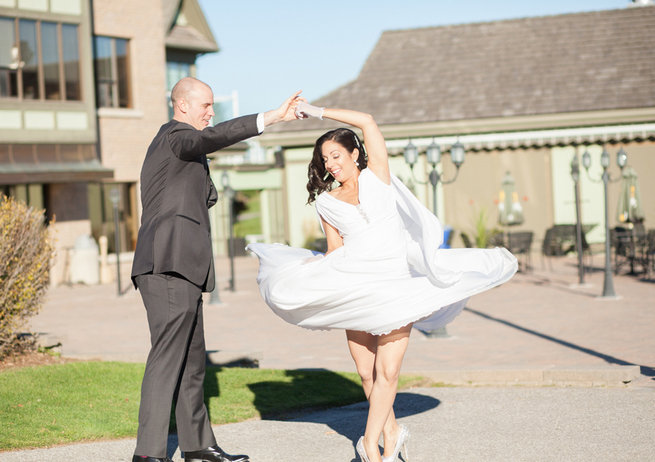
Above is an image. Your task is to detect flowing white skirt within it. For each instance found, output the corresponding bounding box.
[248,242,517,335]
[248,170,518,335]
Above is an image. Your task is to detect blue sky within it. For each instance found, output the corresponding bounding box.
[197,0,628,117]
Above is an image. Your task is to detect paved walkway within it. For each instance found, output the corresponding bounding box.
[30,254,655,384]
[2,254,654,460]
[3,387,654,461]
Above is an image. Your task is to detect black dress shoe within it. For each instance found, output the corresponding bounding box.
[132,456,173,462]
[184,444,249,462]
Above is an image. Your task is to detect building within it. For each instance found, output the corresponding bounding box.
[219,4,655,256]
[0,0,218,285]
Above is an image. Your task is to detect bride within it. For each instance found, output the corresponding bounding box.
[247,102,517,461]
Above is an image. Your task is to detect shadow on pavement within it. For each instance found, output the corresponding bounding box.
[293,391,439,462]
[247,369,440,435]
[464,307,655,378]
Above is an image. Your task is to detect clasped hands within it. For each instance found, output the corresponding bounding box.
[264,92,324,126]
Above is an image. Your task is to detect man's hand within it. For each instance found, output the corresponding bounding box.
[263,91,303,127]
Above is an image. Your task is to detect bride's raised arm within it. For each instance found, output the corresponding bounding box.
[298,103,390,184]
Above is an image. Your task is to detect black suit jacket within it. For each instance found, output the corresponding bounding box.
[131,114,259,291]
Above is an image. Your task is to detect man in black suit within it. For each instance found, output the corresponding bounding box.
[130,77,300,462]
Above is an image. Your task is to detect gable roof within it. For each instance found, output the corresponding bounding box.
[273,7,655,133]
[163,0,218,53]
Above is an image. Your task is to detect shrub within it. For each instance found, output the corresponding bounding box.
[0,196,54,359]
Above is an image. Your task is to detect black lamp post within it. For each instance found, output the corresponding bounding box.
[222,171,236,292]
[581,147,627,298]
[109,187,121,297]
[403,138,465,337]
[570,152,585,285]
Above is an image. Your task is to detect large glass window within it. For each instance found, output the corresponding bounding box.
[166,61,191,91]
[0,18,18,97]
[94,36,130,108]
[19,19,39,100]
[41,21,60,100]
[62,24,80,100]
[0,16,80,101]
[166,61,191,117]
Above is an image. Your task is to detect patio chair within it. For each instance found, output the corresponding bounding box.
[541,226,564,270]
[541,225,592,271]
[507,231,534,272]
[611,225,647,275]
[647,229,655,278]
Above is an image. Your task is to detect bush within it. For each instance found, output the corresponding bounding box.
[0,196,54,359]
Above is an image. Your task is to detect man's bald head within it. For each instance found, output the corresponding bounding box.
[171,77,211,106]
[171,77,215,130]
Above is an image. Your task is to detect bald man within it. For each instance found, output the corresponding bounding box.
[131,78,300,462]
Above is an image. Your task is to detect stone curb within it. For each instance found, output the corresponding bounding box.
[412,365,641,386]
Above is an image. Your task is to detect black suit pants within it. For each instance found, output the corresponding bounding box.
[134,273,216,457]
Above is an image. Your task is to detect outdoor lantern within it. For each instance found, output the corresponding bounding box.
[570,154,580,182]
[221,170,230,188]
[617,147,628,169]
[403,140,419,167]
[109,187,120,207]
[450,140,465,168]
[582,149,591,170]
[426,140,441,166]
[600,148,610,169]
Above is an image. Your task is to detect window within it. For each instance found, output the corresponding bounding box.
[0,17,18,97]
[166,61,191,92]
[0,16,80,101]
[166,61,191,118]
[20,19,40,99]
[94,36,130,108]
[62,24,81,100]
[42,22,60,100]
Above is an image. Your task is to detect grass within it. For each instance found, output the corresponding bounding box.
[0,361,426,450]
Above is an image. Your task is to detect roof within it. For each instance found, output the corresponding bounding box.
[272,6,655,133]
[163,0,218,53]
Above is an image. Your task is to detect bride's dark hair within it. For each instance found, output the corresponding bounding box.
[306,128,368,204]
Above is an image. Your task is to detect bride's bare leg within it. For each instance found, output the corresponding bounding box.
[362,325,411,462]
[346,330,400,458]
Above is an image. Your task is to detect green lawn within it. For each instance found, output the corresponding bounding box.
[0,362,426,450]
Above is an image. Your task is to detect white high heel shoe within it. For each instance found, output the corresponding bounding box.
[356,436,372,462]
[381,424,410,462]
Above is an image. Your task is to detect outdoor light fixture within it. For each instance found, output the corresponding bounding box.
[402,137,466,338]
[450,139,466,168]
[569,153,584,285]
[617,147,628,169]
[426,140,441,165]
[222,171,236,292]
[402,137,466,217]
[403,139,419,167]
[109,187,122,297]
[581,146,628,298]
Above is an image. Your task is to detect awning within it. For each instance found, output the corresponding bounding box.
[0,161,114,184]
[0,143,114,184]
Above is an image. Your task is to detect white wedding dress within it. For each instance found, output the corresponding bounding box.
[247,168,517,335]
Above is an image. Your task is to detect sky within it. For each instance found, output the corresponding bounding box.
[197,0,629,117]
